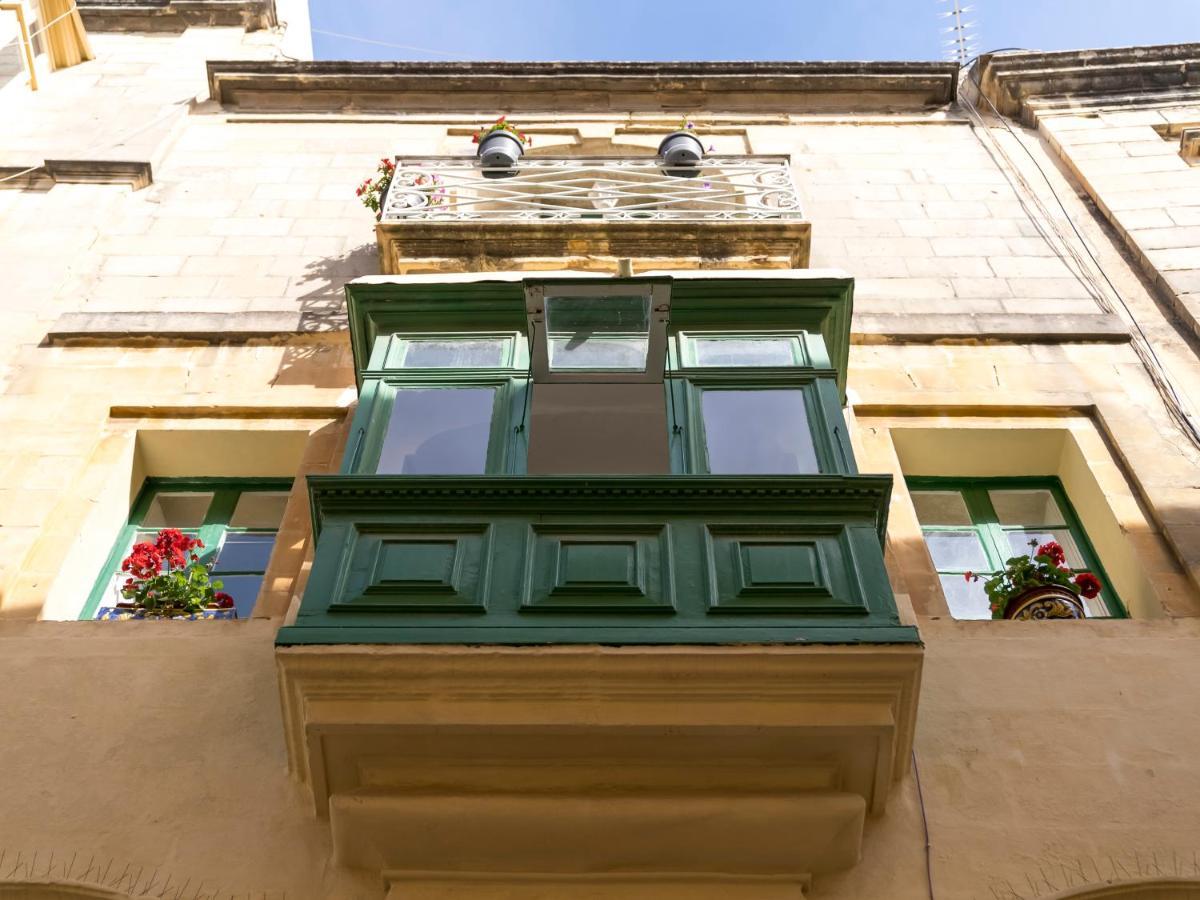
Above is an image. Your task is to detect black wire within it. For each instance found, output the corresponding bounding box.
[517,321,534,435]
[912,751,936,900]
[963,62,1200,450]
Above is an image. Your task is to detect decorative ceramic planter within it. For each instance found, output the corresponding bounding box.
[1001,585,1085,620]
[477,131,525,177]
[97,606,238,620]
[658,130,705,177]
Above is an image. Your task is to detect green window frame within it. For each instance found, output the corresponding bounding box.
[906,476,1126,620]
[81,478,293,621]
[666,331,849,476]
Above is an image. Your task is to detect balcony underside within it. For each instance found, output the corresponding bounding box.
[375,218,812,274]
[277,643,923,891]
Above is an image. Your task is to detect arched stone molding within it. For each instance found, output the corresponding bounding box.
[1049,878,1200,899]
[0,884,131,899]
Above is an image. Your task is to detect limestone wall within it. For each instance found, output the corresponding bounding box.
[1,25,1200,900]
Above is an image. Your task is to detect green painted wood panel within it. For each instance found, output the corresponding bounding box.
[277,475,917,646]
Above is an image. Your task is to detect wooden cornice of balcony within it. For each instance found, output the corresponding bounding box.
[975,43,1200,126]
[204,59,960,114]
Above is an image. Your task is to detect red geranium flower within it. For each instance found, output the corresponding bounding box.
[1075,572,1102,600]
[1036,541,1066,566]
[213,592,235,609]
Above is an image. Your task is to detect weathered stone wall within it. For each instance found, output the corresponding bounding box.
[1,26,1200,900]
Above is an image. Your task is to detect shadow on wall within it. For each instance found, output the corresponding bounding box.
[272,239,378,389]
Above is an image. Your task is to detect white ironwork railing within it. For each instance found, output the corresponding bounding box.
[379,156,804,223]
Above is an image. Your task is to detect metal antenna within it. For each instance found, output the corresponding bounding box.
[938,0,979,64]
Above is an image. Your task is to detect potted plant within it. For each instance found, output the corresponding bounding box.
[472,116,531,177]
[965,540,1101,620]
[658,117,707,176]
[97,528,237,620]
[357,157,445,220]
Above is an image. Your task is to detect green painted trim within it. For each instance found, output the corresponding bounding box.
[307,474,894,544]
[344,275,855,398]
[276,624,921,646]
[905,475,1127,618]
[351,375,529,476]
[670,374,852,476]
[80,477,293,620]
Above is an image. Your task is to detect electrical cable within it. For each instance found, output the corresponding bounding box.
[961,61,1200,452]
[309,28,463,58]
[912,751,936,900]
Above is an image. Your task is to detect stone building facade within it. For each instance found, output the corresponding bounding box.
[1,5,1200,898]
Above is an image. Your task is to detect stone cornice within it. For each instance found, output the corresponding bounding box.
[977,43,1200,125]
[205,59,959,113]
[78,0,274,32]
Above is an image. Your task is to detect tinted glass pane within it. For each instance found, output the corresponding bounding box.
[701,390,819,474]
[989,489,1066,526]
[546,294,650,371]
[910,491,972,526]
[213,533,276,573]
[692,337,797,367]
[215,574,263,619]
[403,338,506,368]
[939,573,992,620]
[142,492,212,528]
[924,530,989,571]
[229,492,289,529]
[377,388,495,475]
[1004,528,1085,567]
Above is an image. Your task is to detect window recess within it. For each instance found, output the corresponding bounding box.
[907,477,1125,620]
[82,479,292,621]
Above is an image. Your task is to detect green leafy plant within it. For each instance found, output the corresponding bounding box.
[472,116,531,147]
[357,158,445,220]
[118,528,233,617]
[965,540,1101,619]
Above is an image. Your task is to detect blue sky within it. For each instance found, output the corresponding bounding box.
[309,0,1200,62]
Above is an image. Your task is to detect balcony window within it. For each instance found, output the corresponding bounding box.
[545,293,651,372]
[908,477,1123,619]
[700,389,819,475]
[377,387,497,475]
[82,479,292,620]
[382,333,520,370]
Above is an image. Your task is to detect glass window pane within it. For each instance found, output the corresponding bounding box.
[215,574,263,619]
[1004,529,1085,568]
[923,530,990,571]
[989,489,1066,526]
[692,337,797,367]
[213,533,276,573]
[402,338,506,368]
[911,491,973,526]
[701,390,819,475]
[939,573,992,620]
[229,491,289,529]
[141,492,213,528]
[546,294,650,371]
[377,388,496,475]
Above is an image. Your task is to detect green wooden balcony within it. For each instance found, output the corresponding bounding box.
[276,474,916,646]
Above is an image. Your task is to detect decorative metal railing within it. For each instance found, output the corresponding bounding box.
[379,156,804,223]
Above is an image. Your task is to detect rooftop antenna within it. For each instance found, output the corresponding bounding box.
[938,0,979,64]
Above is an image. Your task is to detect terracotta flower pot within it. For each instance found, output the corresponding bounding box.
[1001,585,1085,620]
[658,130,705,177]
[477,131,525,177]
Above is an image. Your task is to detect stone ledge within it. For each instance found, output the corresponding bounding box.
[0,160,152,191]
[45,311,344,343]
[78,0,274,32]
[976,43,1200,125]
[206,59,959,114]
[852,312,1130,344]
[376,219,812,274]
